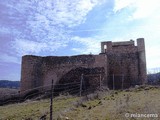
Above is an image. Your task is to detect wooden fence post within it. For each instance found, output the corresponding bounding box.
[122,74,124,90]
[50,79,53,120]
[113,74,115,90]
[80,74,83,96]
[99,74,102,89]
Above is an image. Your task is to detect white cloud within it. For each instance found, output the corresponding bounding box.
[114,0,160,19]
[26,0,104,40]
[0,53,20,64]
[113,0,134,12]
[7,0,104,55]
[0,27,10,34]
[25,0,104,29]
[131,0,160,19]
[71,36,101,54]
[12,39,47,55]
[12,39,68,56]
[70,35,128,55]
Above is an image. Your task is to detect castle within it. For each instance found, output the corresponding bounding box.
[20,38,147,92]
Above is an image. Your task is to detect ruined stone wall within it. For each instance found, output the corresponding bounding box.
[107,52,139,89]
[20,54,107,92]
[20,56,43,92]
[137,38,147,84]
[107,45,139,78]
[21,38,146,92]
[101,38,147,88]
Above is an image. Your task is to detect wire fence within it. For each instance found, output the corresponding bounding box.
[107,74,142,90]
[0,74,151,120]
[0,82,81,106]
[0,74,144,106]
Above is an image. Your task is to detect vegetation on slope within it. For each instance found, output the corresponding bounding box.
[66,86,160,120]
[0,88,18,100]
[0,95,78,120]
[0,85,160,120]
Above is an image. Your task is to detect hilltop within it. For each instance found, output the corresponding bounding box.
[0,80,20,89]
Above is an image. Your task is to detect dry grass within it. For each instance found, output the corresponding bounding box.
[0,96,78,120]
[0,85,160,120]
[64,86,160,120]
[0,88,18,100]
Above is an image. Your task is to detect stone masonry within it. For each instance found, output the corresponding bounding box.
[20,38,147,92]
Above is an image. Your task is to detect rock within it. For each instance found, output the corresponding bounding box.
[81,103,87,107]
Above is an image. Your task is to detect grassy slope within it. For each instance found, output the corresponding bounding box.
[0,88,18,99]
[66,87,160,120]
[0,96,78,120]
[0,86,160,120]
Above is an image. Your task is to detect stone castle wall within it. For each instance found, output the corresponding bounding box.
[20,54,107,91]
[101,38,147,87]
[21,38,147,92]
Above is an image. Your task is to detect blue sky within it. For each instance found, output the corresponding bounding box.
[0,0,160,81]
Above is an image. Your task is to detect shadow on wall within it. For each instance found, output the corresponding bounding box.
[55,67,105,95]
[108,74,141,90]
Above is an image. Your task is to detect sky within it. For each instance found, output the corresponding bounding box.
[0,0,160,81]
